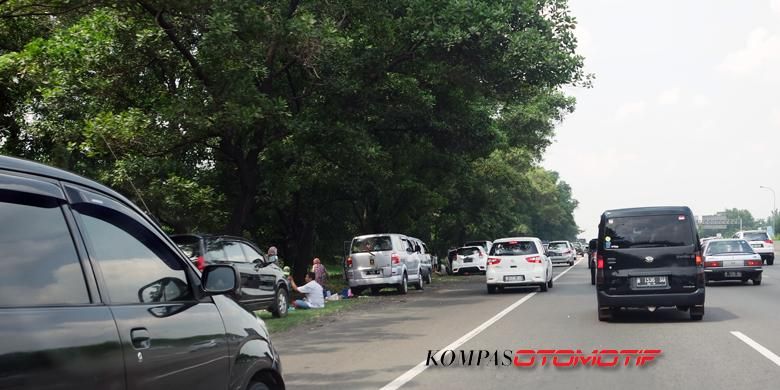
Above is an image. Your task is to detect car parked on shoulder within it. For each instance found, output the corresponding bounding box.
[170,234,290,317]
[463,240,493,256]
[451,246,488,274]
[546,241,575,266]
[702,239,763,285]
[408,237,433,284]
[733,230,774,265]
[486,237,553,294]
[0,155,284,390]
[345,233,426,295]
[596,206,705,321]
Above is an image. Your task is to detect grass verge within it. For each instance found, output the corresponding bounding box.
[256,297,362,334]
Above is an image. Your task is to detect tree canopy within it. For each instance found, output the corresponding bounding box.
[0,0,589,277]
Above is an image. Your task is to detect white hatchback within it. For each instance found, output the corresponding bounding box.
[486,237,553,294]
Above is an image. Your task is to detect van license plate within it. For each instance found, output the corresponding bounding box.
[725,272,742,277]
[634,276,667,288]
[504,275,524,282]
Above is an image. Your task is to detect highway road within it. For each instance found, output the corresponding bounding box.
[274,249,780,389]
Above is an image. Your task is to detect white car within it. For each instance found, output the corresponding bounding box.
[703,239,763,285]
[733,230,774,265]
[546,240,575,266]
[486,237,553,294]
[451,246,488,274]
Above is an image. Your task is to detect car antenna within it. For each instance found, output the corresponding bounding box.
[98,131,154,216]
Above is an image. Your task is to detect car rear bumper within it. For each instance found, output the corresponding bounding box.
[549,256,573,264]
[454,265,486,274]
[347,274,403,287]
[705,267,762,280]
[487,268,546,285]
[597,288,704,307]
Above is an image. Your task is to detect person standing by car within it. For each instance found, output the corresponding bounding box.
[311,257,328,285]
[288,272,325,310]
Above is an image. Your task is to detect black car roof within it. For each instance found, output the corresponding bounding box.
[602,206,693,218]
[0,155,145,215]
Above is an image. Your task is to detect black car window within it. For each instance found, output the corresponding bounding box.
[240,243,264,262]
[490,241,538,256]
[604,214,694,249]
[223,241,248,262]
[352,236,393,253]
[73,193,192,304]
[0,190,89,306]
[706,240,755,255]
[743,232,769,241]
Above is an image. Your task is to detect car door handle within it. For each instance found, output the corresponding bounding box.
[131,328,151,350]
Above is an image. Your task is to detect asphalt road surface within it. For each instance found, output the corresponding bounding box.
[274,249,780,389]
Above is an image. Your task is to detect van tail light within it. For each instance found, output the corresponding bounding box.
[346,256,353,268]
[391,253,401,264]
[765,239,774,244]
[596,252,605,285]
[487,257,501,266]
[695,252,702,266]
[596,253,604,269]
[526,256,542,264]
[745,260,762,267]
[196,256,205,271]
[704,260,721,267]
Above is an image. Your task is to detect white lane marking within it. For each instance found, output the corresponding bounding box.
[731,331,780,367]
[380,260,582,390]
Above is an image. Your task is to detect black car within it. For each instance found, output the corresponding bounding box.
[596,206,705,321]
[0,155,285,390]
[171,234,289,317]
[588,238,598,285]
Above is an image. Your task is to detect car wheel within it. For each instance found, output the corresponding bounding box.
[397,273,408,294]
[768,257,774,265]
[270,287,289,318]
[425,270,432,284]
[371,287,382,295]
[590,268,595,285]
[539,280,548,292]
[414,271,424,290]
[547,277,553,288]
[690,305,704,321]
[598,306,612,322]
[247,382,271,390]
[487,285,497,294]
[351,287,364,296]
[753,278,762,285]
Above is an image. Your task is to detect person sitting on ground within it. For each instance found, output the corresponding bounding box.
[288,272,324,310]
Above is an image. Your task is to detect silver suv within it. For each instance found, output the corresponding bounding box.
[733,230,775,265]
[345,233,426,295]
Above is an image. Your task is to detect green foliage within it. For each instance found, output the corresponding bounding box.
[0,0,589,276]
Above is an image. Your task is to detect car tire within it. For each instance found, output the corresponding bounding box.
[397,273,408,294]
[414,271,424,290]
[539,281,548,292]
[351,287,364,296]
[598,306,612,322]
[270,287,289,318]
[547,277,553,288]
[590,268,595,285]
[425,270,432,284]
[753,278,762,285]
[768,257,774,266]
[487,285,497,294]
[371,287,382,295]
[247,382,271,390]
[690,305,704,321]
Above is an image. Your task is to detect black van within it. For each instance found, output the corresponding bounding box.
[0,156,285,389]
[596,206,705,321]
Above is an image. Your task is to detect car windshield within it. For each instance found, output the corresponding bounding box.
[743,232,769,241]
[457,247,481,256]
[490,241,538,256]
[548,242,568,250]
[352,236,393,253]
[706,240,755,255]
[604,214,694,249]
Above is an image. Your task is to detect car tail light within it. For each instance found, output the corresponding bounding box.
[765,239,774,244]
[196,256,205,271]
[596,253,604,269]
[526,256,542,263]
[487,257,501,266]
[346,256,353,268]
[745,259,762,267]
[704,260,722,267]
[391,253,401,264]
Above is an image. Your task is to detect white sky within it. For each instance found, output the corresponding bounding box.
[543,0,780,239]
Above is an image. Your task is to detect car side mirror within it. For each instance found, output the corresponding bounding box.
[201,265,239,295]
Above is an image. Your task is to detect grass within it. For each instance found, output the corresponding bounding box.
[256,297,362,334]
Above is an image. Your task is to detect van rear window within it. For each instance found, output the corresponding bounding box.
[352,236,393,253]
[604,214,694,249]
